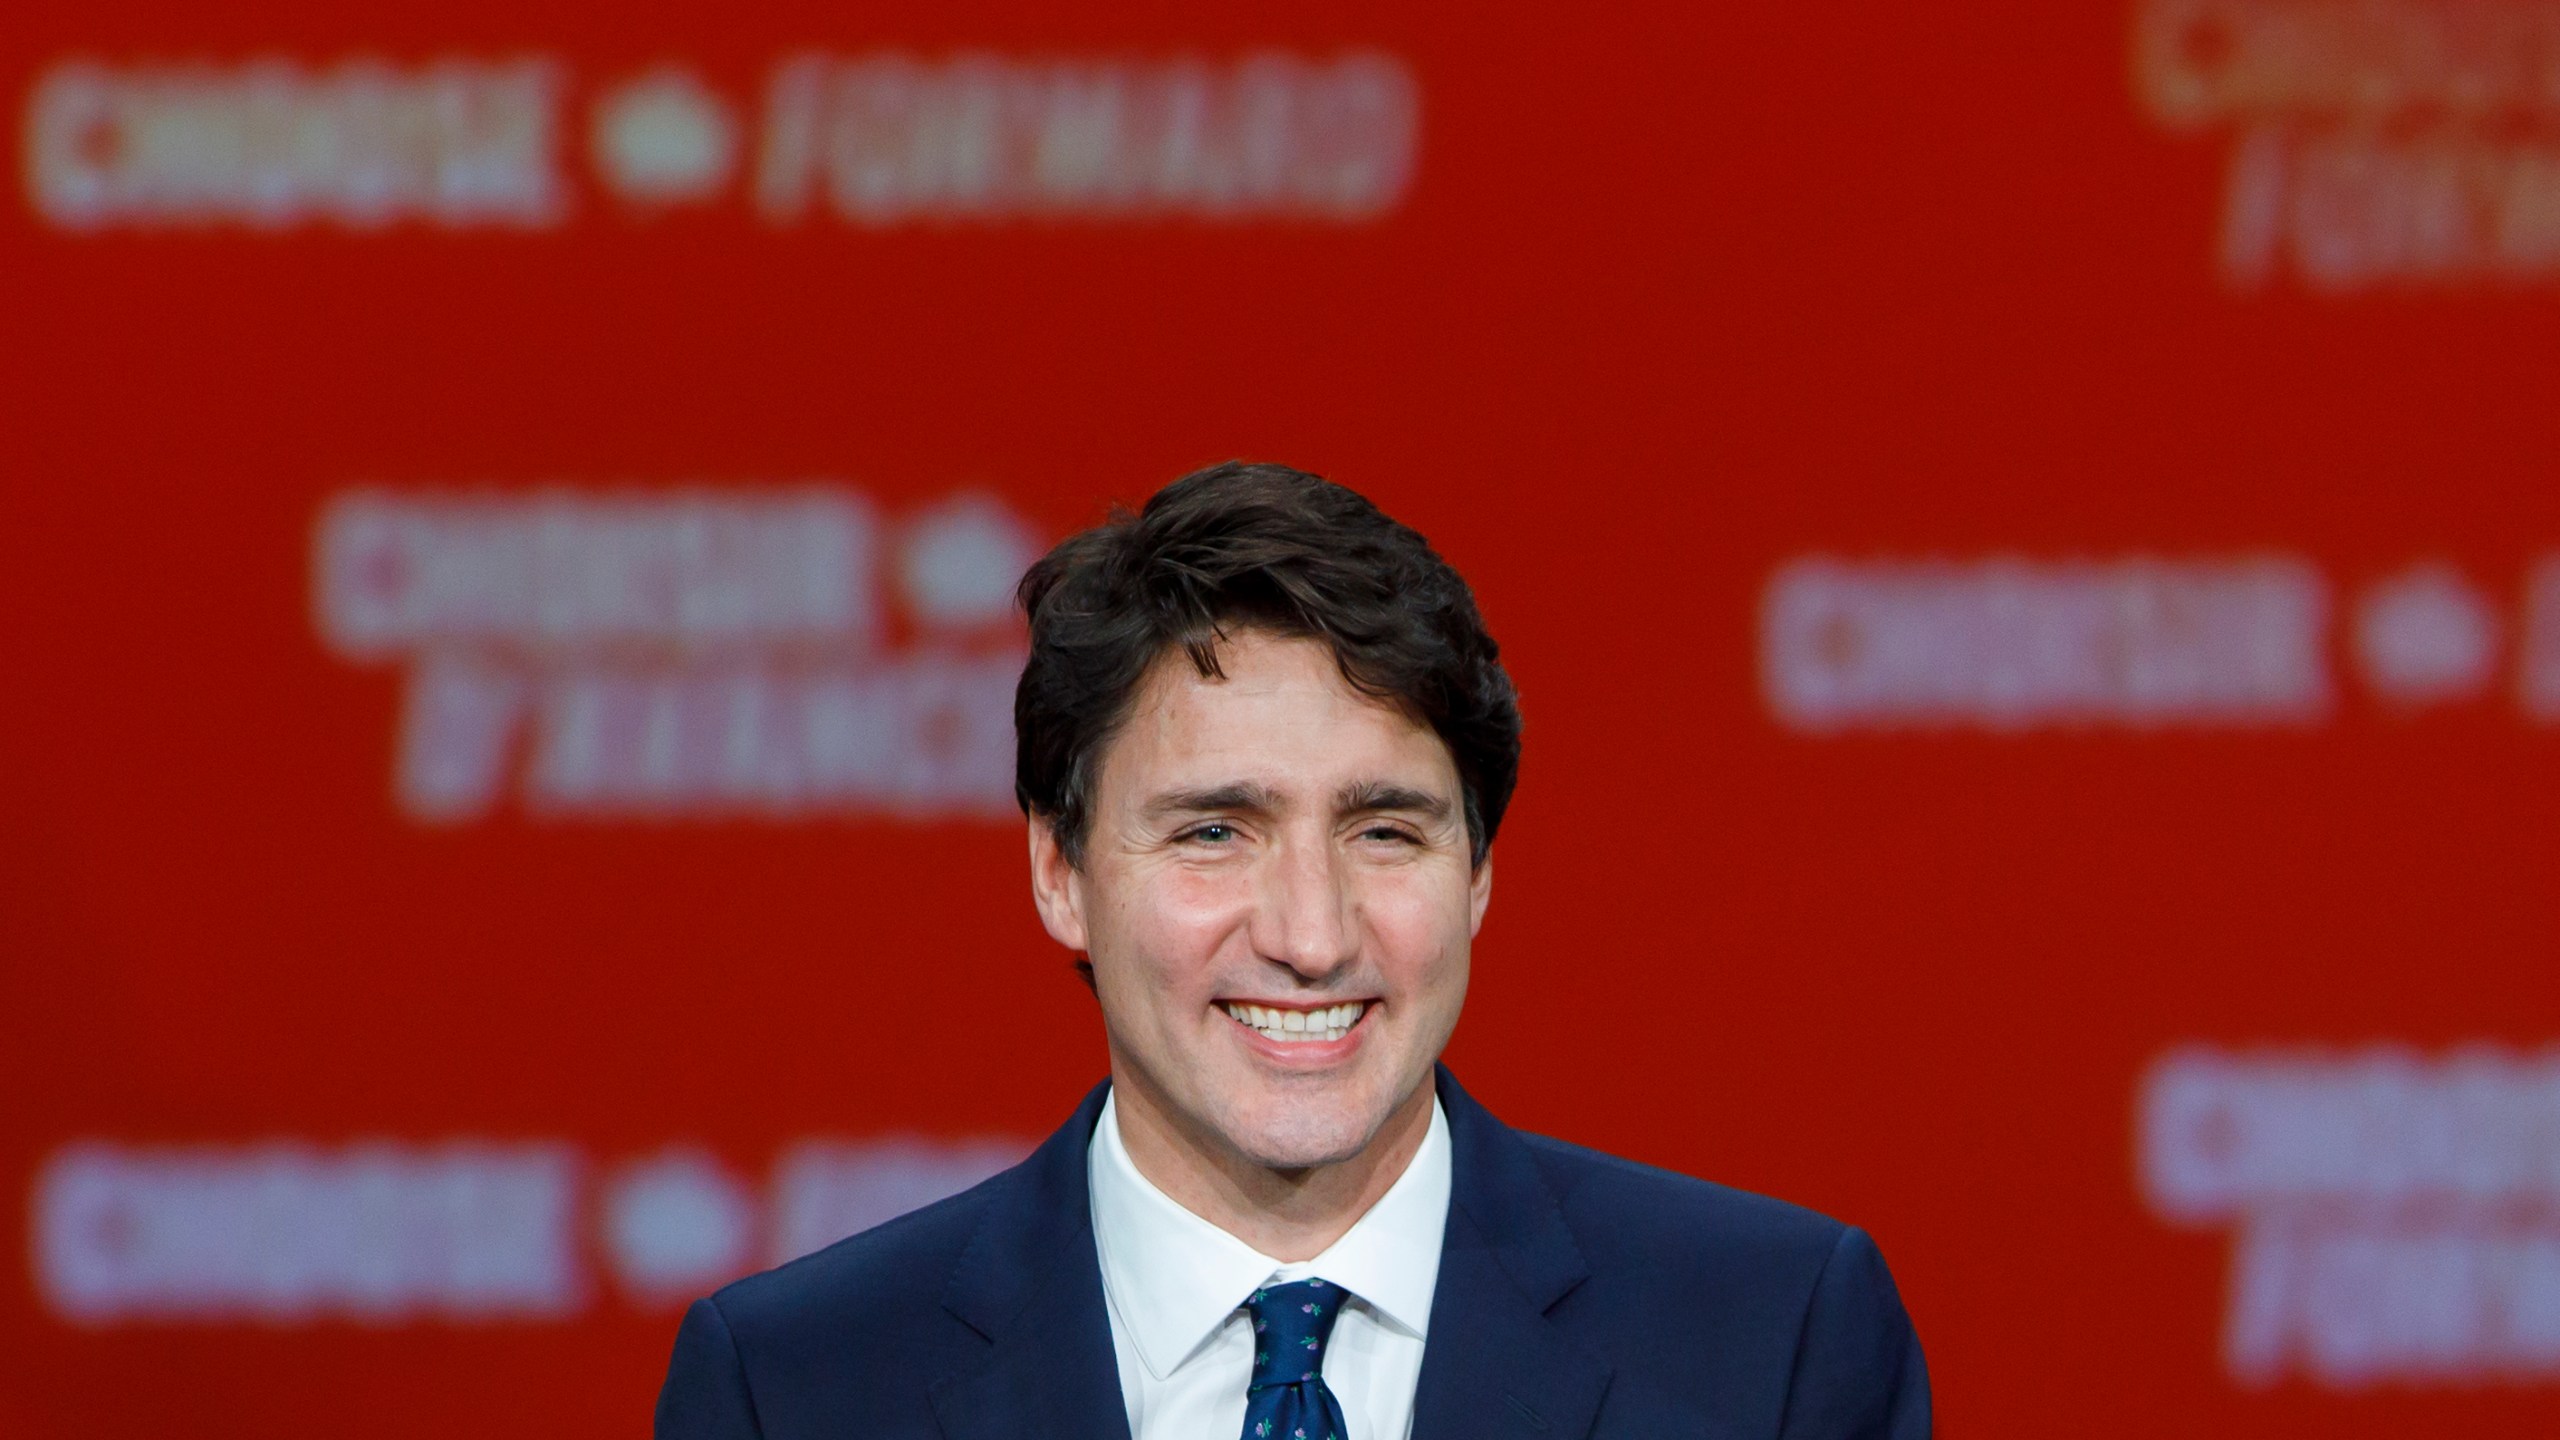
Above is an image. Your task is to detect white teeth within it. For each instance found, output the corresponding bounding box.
[1224,1001,1366,1043]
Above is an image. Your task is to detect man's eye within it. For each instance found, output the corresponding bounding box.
[1361,825,1420,844]
[1184,824,1235,844]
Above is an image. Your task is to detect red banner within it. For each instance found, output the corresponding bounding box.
[7,2,2560,1435]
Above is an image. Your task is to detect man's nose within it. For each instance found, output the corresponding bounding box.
[1253,836,1357,979]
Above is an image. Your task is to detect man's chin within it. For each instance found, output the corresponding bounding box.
[1214,1085,1400,1171]
[1224,1127,1375,1173]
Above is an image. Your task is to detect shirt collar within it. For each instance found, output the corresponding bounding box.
[1087,1086,1452,1380]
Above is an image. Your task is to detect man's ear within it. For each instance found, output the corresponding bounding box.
[1027,816,1089,952]
[1468,850,1494,938]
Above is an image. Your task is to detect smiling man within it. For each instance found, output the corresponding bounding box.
[655,463,1930,1440]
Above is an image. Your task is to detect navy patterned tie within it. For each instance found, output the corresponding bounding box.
[1239,1277,1353,1440]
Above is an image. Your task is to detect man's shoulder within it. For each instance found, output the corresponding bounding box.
[1513,1128,1850,1283]
[1499,1127,1930,1436]
[701,1169,1004,1350]
[655,1154,1067,1438]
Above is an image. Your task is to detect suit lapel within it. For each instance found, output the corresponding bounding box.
[1413,1068,1614,1440]
[928,1082,1132,1440]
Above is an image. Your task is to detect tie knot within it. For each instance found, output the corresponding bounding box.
[1243,1278,1348,1391]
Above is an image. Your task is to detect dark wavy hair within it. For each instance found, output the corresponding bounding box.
[1014,461,1521,870]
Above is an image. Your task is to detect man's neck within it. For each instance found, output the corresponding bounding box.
[1107,1073,1437,1263]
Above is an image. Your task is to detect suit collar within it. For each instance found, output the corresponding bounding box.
[1434,1066,1591,1309]
[929,1080,1132,1440]
[1414,1066,1615,1439]
[927,1069,1613,1440]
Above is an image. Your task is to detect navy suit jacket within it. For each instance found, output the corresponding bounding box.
[656,1068,1929,1440]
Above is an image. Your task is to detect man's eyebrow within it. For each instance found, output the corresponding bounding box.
[1338,780,1453,819]
[1141,782,1285,819]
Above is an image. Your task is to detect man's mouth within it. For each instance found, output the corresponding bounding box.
[1220,1000,1369,1044]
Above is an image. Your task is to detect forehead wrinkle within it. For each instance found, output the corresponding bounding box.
[1098,630,1461,829]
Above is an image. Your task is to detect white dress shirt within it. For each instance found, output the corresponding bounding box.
[1087,1089,1452,1440]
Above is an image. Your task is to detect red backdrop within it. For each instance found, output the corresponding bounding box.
[8,0,2560,1434]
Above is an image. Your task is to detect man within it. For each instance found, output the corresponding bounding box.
[656,463,1929,1439]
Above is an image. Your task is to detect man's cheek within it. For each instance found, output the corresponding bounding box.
[1146,883,1255,962]
[1118,912,1223,998]
[1368,893,1465,969]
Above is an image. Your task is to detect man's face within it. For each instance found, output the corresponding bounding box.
[1030,629,1489,1171]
